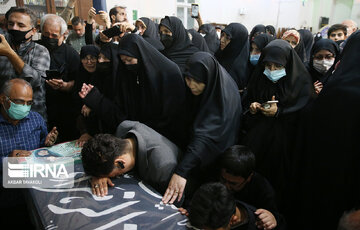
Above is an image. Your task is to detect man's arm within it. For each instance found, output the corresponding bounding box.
[59,0,77,23]
[0,34,24,74]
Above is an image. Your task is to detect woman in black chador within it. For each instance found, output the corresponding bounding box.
[135,17,164,51]
[241,39,314,209]
[215,23,250,91]
[198,23,220,55]
[307,38,339,94]
[80,34,186,142]
[291,30,360,230]
[159,16,199,72]
[162,52,242,206]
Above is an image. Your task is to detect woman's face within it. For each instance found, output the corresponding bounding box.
[264,62,284,71]
[135,21,146,36]
[220,32,231,50]
[185,76,206,96]
[98,53,111,63]
[284,35,298,48]
[159,25,172,36]
[81,54,97,73]
[313,50,335,62]
[250,43,261,55]
[120,54,138,65]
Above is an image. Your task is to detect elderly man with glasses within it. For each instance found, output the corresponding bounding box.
[0,78,58,159]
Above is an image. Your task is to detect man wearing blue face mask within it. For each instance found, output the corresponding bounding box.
[0,78,58,160]
[0,7,50,121]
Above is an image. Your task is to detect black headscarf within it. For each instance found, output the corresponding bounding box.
[187,29,210,53]
[307,38,339,83]
[199,23,220,54]
[95,43,119,99]
[292,30,360,230]
[117,34,186,137]
[298,29,314,64]
[74,45,100,110]
[265,25,276,37]
[246,39,314,115]
[80,45,100,59]
[175,52,242,178]
[159,16,199,72]
[249,24,266,41]
[137,17,164,51]
[252,33,275,52]
[215,23,250,90]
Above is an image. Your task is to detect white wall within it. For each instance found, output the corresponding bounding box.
[197,0,314,32]
[351,0,360,26]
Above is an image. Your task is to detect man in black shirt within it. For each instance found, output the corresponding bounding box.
[38,14,80,142]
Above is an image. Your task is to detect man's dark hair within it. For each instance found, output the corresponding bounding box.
[189,182,236,229]
[71,16,84,26]
[81,134,129,177]
[7,7,37,28]
[328,24,347,37]
[220,145,255,178]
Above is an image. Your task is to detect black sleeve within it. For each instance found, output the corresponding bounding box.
[83,87,127,134]
[85,22,94,45]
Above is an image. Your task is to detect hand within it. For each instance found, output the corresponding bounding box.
[255,209,277,230]
[113,22,135,33]
[99,31,112,43]
[314,80,323,94]
[178,207,189,216]
[79,83,94,99]
[45,127,58,146]
[46,79,67,90]
[0,34,13,56]
[76,133,92,147]
[259,96,278,117]
[98,10,111,29]
[81,104,91,117]
[87,7,96,24]
[250,102,261,114]
[9,150,32,157]
[91,177,114,197]
[162,173,187,204]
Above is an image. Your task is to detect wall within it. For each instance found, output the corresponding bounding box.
[197,0,314,32]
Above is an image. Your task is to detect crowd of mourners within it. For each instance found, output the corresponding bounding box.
[0,3,359,230]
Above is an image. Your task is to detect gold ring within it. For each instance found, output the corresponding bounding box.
[94,184,99,188]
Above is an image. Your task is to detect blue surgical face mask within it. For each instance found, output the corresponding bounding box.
[263,68,286,83]
[250,54,260,65]
[5,100,31,120]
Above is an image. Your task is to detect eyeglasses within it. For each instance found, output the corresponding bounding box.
[313,55,335,60]
[81,57,97,63]
[6,96,34,106]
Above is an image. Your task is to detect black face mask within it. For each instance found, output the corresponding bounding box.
[125,63,140,75]
[96,62,112,74]
[41,35,59,52]
[160,34,173,49]
[8,28,33,45]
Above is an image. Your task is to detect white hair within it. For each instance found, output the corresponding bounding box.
[40,14,68,35]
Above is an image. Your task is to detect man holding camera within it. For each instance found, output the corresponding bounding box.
[38,14,80,142]
[0,7,50,120]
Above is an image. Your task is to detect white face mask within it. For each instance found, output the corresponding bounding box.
[313,59,335,74]
[216,31,221,39]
